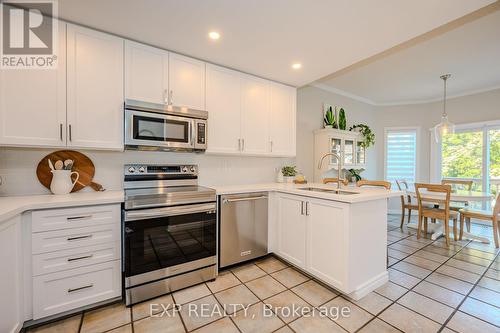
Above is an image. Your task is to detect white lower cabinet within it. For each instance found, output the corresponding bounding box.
[30,204,121,320]
[276,194,348,290]
[276,194,306,267]
[33,261,121,319]
[305,198,346,289]
[0,216,24,333]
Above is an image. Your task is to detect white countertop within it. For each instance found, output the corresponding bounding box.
[0,183,401,224]
[0,190,124,223]
[209,182,401,203]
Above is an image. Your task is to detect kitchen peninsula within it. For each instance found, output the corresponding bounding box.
[215,182,401,300]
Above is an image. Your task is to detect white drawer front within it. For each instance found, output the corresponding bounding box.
[33,260,121,320]
[32,241,120,276]
[32,223,119,254]
[32,204,120,233]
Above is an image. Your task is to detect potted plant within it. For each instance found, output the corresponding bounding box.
[281,166,297,183]
[324,106,336,128]
[346,168,364,183]
[349,124,375,148]
[338,108,347,130]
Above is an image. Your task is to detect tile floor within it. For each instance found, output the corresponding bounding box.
[26,214,500,333]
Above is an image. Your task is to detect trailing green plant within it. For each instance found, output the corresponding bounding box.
[338,108,347,130]
[281,166,297,177]
[349,124,375,148]
[324,106,336,127]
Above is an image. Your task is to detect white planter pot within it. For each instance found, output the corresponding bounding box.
[283,176,295,183]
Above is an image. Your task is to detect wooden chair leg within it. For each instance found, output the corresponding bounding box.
[466,217,471,232]
[408,209,412,224]
[453,218,458,241]
[459,214,465,240]
[424,217,428,236]
[444,219,450,246]
[417,214,422,239]
[400,207,405,229]
[492,217,499,248]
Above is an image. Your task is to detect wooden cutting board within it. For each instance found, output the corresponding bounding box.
[36,150,103,192]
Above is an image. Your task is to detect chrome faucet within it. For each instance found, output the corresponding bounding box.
[317,152,343,189]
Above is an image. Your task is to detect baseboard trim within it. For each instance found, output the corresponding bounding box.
[346,271,389,301]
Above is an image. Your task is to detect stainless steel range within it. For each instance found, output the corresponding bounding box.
[122,164,217,305]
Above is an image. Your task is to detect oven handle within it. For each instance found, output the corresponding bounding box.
[124,202,216,221]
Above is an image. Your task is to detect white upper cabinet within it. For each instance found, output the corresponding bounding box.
[240,75,270,155]
[169,53,205,110]
[0,21,66,148]
[269,82,296,157]
[206,64,241,154]
[125,41,169,104]
[66,24,124,150]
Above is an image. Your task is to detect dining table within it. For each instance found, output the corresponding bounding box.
[405,189,494,243]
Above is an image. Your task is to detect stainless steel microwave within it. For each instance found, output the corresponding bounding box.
[124,99,207,152]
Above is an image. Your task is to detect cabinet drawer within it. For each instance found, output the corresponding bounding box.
[32,204,120,233]
[33,260,121,320]
[32,223,119,254]
[32,241,120,276]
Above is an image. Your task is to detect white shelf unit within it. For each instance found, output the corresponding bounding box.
[314,128,367,182]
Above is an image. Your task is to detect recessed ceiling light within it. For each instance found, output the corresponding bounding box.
[292,63,302,69]
[208,31,220,40]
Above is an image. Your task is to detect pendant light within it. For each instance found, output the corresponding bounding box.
[434,74,455,143]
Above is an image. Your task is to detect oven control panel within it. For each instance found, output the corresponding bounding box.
[125,164,197,175]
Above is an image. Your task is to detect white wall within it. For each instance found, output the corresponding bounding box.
[296,86,378,181]
[0,148,293,195]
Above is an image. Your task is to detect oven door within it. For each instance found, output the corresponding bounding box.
[123,202,216,283]
[125,109,194,150]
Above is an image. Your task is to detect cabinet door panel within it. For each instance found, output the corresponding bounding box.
[0,21,66,147]
[205,64,241,154]
[125,41,168,104]
[0,216,23,333]
[277,195,306,268]
[306,198,345,288]
[169,53,205,110]
[67,24,124,150]
[269,83,296,156]
[241,75,270,155]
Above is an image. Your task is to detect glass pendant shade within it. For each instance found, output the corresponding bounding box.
[434,74,454,143]
[434,114,455,142]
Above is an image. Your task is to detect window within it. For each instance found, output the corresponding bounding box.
[438,122,500,208]
[385,128,418,185]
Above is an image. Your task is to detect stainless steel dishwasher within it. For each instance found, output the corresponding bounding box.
[220,192,268,268]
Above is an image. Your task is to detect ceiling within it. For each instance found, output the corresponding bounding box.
[315,4,500,105]
[48,0,495,87]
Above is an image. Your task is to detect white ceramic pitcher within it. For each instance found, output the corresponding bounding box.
[50,170,80,195]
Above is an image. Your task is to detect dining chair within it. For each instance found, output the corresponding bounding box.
[395,179,419,228]
[441,179,474,231]
[459,193,500,248]
[356,179,392,190]
[323,178,349,186]
[415,183,458,246]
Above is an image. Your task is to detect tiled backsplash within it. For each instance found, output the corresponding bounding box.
[0,147,293,196]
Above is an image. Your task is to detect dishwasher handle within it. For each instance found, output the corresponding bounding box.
[222,195,267,204]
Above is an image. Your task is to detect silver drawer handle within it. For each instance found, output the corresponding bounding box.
[68,284,93,293]
[67,234,92,241]
[223,196,267,203]
[67,254,93,262]
[67,215,92,221]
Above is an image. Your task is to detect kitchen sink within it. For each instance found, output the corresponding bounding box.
[298,187,358,195]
